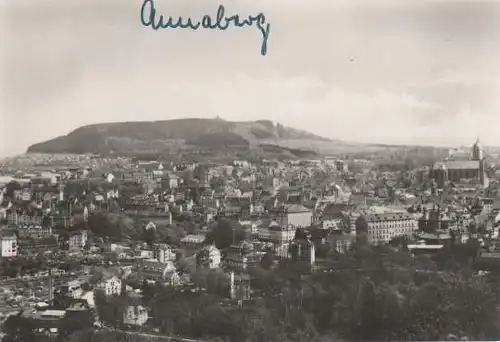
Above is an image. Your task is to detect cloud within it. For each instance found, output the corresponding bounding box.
[6,68,443,148]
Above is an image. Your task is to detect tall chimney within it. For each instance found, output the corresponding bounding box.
[229,271,235,299]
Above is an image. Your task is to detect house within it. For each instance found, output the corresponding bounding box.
[14,189,32,201]
[61,279,84,299]
[138,259,176,283]
[123,305,149,327]
[180,234,206,249]
[106,189,119,200]
[68,230,88,250]
[164,271,181,287]
[257,220,295,257]
[320,218,344,231]
[197,245,222,269]
[163,174,179,189]
[229,272,251,301]
[327,232,356,253]
[96,275,122,296]
[0,234,17,257]
[224,241,259,271]
[153,243,176,263]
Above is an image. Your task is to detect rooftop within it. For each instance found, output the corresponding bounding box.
[362,212,414,222]
[285,204,311,214]
[433,160,480,170]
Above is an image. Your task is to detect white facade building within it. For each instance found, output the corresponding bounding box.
[1,235,17,257]
[97,275,122,296]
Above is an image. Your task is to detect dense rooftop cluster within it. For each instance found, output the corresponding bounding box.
[0,145,500,341]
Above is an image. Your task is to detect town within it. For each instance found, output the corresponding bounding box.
[0,139,500,342]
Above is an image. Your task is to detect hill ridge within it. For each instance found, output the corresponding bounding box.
[27,118,331,159]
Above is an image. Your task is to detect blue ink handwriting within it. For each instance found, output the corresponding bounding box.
[140,0,271,56]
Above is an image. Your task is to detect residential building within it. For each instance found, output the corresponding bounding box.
[180,234,205,249]
[163,174,179,189]
[138,259,176,282]
[61,279,84,299]
[68,230,88,250]
[123,305,149,327]
[229,272,251,301]
[197,244,222,269]
[18,237,58,255]
[224,241,259,271]
[164,271,181,287]
[18,225,53,239]
[7,213,43,226]
[0,234,17,257]
[96,275,122,296]
[356,212,418,244]
[153,243,176,263]
[327,232,356,253]
[257,220,295,257]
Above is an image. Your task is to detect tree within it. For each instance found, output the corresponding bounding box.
[60,259,82,272]
[149,223,186,246]
[260,251,274,270]
[204,219,246,249]
[294,228,308,240]
[94,291,126,328]
[1,314,35,342]
[60,307,94,338]
[86,212,138,241]
[5,181,21,198]
[143,225,158,246]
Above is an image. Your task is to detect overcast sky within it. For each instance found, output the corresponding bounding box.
[2,0,500,157]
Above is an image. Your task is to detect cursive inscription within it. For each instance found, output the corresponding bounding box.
[140,0,271,56]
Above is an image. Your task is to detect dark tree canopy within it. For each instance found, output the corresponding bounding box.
[5,181,22,198]
[204,219,246,249]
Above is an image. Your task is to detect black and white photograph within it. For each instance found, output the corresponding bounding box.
[2,0,500,341]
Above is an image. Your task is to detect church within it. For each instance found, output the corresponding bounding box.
[431,139,487,188]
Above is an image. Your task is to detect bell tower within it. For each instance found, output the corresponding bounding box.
[472,138,487,187]
[472,138,483,161]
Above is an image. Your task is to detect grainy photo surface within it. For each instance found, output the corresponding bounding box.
[1,0,500,341]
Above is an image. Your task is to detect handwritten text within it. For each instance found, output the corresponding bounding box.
[140,0,271,56]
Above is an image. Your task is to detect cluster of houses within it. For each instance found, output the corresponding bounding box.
[1,147,500,336]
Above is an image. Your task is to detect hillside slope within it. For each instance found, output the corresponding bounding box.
[27,118,332,158]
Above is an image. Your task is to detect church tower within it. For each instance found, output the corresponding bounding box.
[472,138,483,161]
[472,138,486,187]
